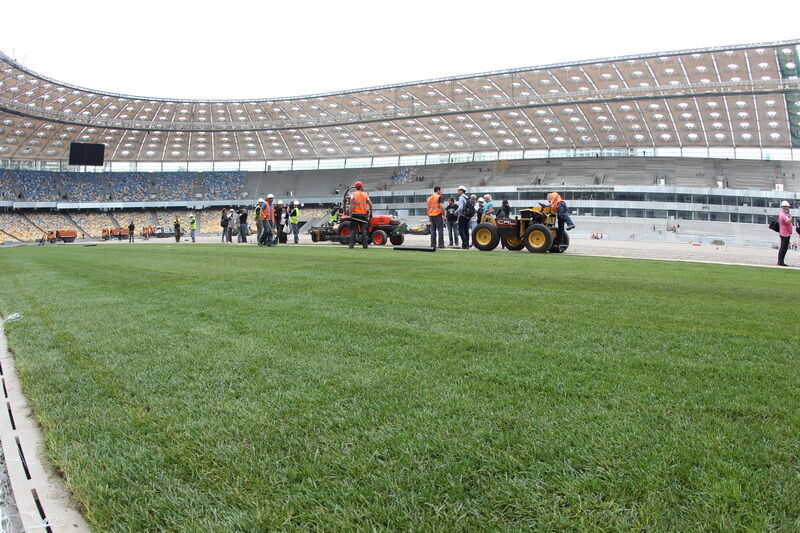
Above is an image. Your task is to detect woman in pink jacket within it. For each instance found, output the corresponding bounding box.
[778,200,792,266]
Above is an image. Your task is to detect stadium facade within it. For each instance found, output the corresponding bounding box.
[1,39,799,244]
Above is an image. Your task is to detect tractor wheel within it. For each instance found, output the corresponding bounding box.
[337,221,352,245]
[310,232,319,242]
[550,232,570,253]
[524,224,553,253]
[502,234,525,251]
[389,233,404,246]
[472,223,499,251]
[372,229,388,246]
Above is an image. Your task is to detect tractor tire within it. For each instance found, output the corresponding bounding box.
[472,223,500,251]
[372,229,388,246]
[389,233,404,246]
[502,234,525,251]
[524,224,553,253]
[310,231,319,242]
[550,232,570,253]
[337,221,352,245]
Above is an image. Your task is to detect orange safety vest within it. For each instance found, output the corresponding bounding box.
[351,190,369,215]
[426,193,443,216]
[547,192,564,210]
[261,202,274,221]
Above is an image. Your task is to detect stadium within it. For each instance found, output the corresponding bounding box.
[0,34,798,531]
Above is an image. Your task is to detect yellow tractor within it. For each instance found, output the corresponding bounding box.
[471,205,569,253]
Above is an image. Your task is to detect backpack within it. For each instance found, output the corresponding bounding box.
[462,197,476,219]
[768,218,779,232]
[221,216,228,228]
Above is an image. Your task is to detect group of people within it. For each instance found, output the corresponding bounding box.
[218,195,302,246]
[126,215,198,243]
[425,186,575,249]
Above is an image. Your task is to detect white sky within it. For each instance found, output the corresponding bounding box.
[1,0,797,100]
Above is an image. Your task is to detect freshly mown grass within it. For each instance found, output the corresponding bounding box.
[0,243,798,531]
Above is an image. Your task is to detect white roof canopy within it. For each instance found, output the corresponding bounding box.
[0,40,798,162]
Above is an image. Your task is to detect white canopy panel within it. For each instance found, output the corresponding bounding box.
[0,40,798,162]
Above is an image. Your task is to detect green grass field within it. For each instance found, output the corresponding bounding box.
[0,244,798,531]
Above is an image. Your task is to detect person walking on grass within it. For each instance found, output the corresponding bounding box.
[189,214,197,243]
[128,221,135,243]
[289,201,301,244]
[469,195,480,233]
[238,209,249,243]
[254,198,265,244]
[455,186,474,249]
[226,209,235,243]
[497,199,511,249]
[348,181,372,249]
[260,194,275,246]
[778,200,792,266]
[173,217,181,243]
[220,209,229,243]
[445,197,459,247]
[274,200,285,245]
[427,186,445,249]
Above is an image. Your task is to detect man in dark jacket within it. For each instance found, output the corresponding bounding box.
[445,197,459,247]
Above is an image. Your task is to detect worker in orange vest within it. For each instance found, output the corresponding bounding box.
[348,181,372,249]
[427,186,445,248]
[259,194,276,246]
[547,191,575,249]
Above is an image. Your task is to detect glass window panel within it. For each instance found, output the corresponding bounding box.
[449,152,473,163]
[474,151,499,162]
[345,158,372,169]
[498,150,524,160]
[240,161,267,171]
[425,154,449,165]
[763,148,793,161]
[318,158,345,169]
[266,160,291,171]
[681,147,709,158]
[292,160,318,170]
[399,155,426,166]
[524,149,549,159]
[372,156,399,168]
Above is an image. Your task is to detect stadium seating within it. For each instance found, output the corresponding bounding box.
[0,213,47,241]
[13,170,59,201]
[70,212,117,238]
[24,212,79,234]
[152,173,195,201]
[60,173,107,202]
[107,173,150,201]
[202,172,246,200]
[0,169,17,200]
[116,211,158,233]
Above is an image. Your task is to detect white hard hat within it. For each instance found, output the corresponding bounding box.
[477,197,485,203]
[267,193,274,199]
[457,185,467,191]
[277,200,283,205]
[781,200,790,207]
[258,197,265,203]
[293,201,299,205]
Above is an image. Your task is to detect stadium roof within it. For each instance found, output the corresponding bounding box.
[0,40,798,163]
